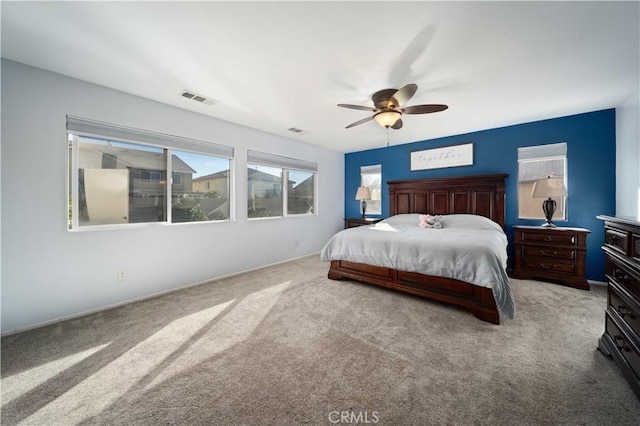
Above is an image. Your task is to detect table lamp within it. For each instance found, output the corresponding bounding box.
[531,177,568,227]
[355,187,371,218]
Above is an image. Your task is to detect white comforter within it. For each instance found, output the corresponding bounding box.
[321,214,515,319]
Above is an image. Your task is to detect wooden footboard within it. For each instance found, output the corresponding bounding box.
[328,260,500,324]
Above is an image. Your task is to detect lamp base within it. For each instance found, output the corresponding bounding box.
[361,200,367,219]
[541,197,557,229]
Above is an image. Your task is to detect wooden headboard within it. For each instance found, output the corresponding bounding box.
[388,174,507,228]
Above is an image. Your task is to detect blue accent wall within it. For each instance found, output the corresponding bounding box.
[344,109,616,281]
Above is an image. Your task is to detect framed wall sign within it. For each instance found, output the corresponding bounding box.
[410,143,473,171]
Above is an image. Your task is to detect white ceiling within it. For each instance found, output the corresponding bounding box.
[2,1,638,153]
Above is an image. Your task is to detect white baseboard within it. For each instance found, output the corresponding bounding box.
[2,252,320,337]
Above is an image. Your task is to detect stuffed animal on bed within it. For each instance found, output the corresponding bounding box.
[419,214,442,229]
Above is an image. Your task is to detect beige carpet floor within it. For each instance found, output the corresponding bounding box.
[2,254,639,425]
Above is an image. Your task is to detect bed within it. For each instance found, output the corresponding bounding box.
[322,174,513,324]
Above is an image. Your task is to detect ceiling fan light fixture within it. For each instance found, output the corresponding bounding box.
[374,110,402,128]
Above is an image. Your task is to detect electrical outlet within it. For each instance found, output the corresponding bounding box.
[294,239,300,248]
[118,270,127,281]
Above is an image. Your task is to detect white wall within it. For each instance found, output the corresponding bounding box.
[0,59,344,334]
[616,89,640,217]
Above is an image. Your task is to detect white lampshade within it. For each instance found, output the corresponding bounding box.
[531,177,568,198]
[373,111,401,128]
[355,186,371,200]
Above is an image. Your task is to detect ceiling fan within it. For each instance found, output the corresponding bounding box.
[337,83,448,130]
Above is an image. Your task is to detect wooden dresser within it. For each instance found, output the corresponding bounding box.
[597,215,640,398]
[512,225,590,290]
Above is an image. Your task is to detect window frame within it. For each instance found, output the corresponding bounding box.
[517,142,568,221]
[66,116,234,231]
[285,169,316,216]
[246,150,317,220]
[360,164,382,216]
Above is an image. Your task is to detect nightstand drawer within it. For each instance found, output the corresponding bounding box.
[344,218,381,229]
[522,258,576,274]
[519,230,577,246]
[522,245,576,260]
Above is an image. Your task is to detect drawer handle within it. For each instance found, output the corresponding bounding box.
[544,236,553,242]
[539,249,558,256]
[613,269,631,282]
[618,305,637,320]
[539,262,558,270]
[607,235,618,245]
[614,335,632,352]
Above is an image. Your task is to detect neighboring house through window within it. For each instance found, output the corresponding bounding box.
[67,116,234,229]
[247,150,316,218]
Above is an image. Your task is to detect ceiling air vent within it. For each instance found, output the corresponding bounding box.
[288,127,308,135]
[179,90,218,106]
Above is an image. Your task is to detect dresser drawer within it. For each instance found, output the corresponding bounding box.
[522,245,576,260]
[519,230,577,246]
[605,226,628,255]
[522,258,575,274]
[606,255,640,301]
[609,282,640,341]
[631,233,640,262]
[606,313,640,379]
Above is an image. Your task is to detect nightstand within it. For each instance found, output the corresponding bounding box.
[512,225,590,290]
[344,217,381,229]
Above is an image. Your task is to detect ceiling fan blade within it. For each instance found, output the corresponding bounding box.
[391,118,403,130]
[390,83,418,107]
[345,115,374,129]
[337,103,377,112]
[400,104,448,114]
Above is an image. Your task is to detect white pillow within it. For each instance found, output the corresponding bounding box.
[381,214,422,226]
[439,214,503,232]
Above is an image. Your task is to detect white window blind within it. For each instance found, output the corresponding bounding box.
[247,150,317,172]
[518,142,566,161]
[67,116,234,158]
[360,164,382,175]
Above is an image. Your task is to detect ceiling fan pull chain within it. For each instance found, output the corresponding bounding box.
[387,127,390,148]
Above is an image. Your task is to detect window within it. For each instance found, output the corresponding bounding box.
[247,164,283,218]
[360,165,382,215]
[247,150,316,218]
[67,116,233,229]
[171,172,182,185]
[173,150,231,223]
[517,143,567,220]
